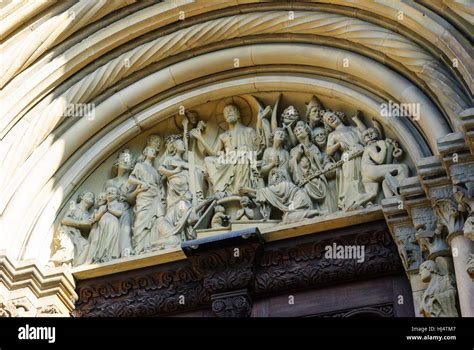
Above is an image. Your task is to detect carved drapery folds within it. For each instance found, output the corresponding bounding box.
[50,95,411,268]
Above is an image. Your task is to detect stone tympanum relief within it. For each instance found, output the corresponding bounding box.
[49,94,412,268]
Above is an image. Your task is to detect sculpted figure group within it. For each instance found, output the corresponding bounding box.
[50,95,409,268]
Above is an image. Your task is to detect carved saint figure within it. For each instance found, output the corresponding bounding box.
[104,148,134,257]
[311,127,338,213]
[261,127,291,184]
[236,196,254,221]
[241,170,321,223]
[306,96,324,130]
[280,105,299,147]
[49,227,75,268]
[155,135,194,249]
[58,192,95,266]
[290,121,328,209]
[324,111,365,210]
[159,135,190,209]
[129,145,165,254]
[91,187,123,262]
[191,104,259,196]
[84,192,107,264]
[419,260,458,317]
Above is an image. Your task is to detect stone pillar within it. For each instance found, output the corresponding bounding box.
[436,132,474,316]
[0,251,77,317]
[382,197,424,316]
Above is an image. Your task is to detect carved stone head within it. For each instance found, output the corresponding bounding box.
[186,110,199,125]
[114,148,133,171]
[271,127,287,146]
[165,134,185,155]
[146,134,162,151]
[143,145,157,160]
[323,111,341,130]
[78,192,94,208]
[362,127,380,145]
[294,121,311,142]
[306,96,324,126]
[240,196,251,207]
[281,105,300,126]
[419,260,438,282]
[106,187,119,202]
[96,192,107,207]
[223,104,240,124]
[269,169,286,185]
[312,127,327,148]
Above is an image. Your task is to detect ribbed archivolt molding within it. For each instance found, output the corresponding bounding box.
[0,0,135,89]
[1,1,472,138]
[0,0,57,40]
[442,0,474,24]
[0,0,240,136]
[1,10,469,204]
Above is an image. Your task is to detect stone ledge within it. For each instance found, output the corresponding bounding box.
[71,206,384,280]
[262,205,384,241]
[72,247,186,280]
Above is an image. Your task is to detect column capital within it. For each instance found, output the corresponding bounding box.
[399,177,450,259]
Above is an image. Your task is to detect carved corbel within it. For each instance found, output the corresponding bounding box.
[211,289,252,318]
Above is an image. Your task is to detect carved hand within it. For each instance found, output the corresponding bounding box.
[189,128,202,140]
